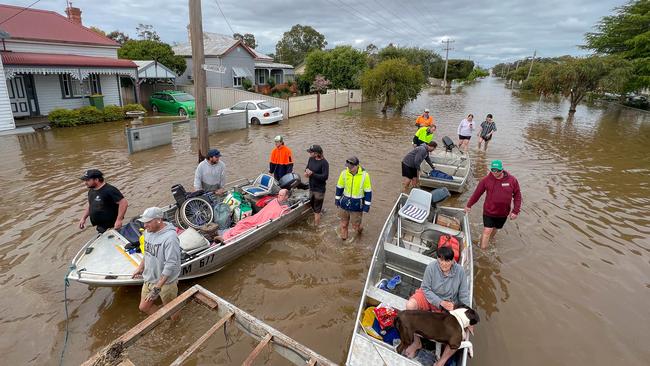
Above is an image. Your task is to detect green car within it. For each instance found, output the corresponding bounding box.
[149,91,211,117]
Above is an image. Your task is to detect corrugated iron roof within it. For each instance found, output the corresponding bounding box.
[1,52,137,68]
[173,32,273,61]
[0,4,118,46]
[254,62,294,69]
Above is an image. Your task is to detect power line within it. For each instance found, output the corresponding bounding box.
[353,0,429,43]
[0,0,43,26]
[213,0,235,35]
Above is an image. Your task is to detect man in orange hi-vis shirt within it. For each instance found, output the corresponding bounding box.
[415,109,435,127]
[269,135,294,181]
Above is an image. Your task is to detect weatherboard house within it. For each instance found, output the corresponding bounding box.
[0,4,137,131]
[172,32,294,89]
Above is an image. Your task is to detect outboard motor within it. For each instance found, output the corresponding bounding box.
[278,172,302,189]
[431,187,451,208]
[442,136,456,152]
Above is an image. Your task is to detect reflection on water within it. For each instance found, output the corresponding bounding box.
[0,78,649,365]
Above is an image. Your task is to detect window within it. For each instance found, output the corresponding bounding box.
[274,73,282,84]
[173,93,194,102]
[231,102,247,110]
[246,103,256,110]
[233,76,244,87]
[258,71,265,85]
[60,73,102,98]
[257,102,272,109]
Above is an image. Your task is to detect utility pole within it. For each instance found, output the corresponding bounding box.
[526,49,536,81]
[441,39,454,91]
[189,0,209,162]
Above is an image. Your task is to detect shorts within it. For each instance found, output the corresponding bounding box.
[309,191,325,213]
[141,281,178,305]
[483,215,507,229]
[408,288,443,312]
[458,135,471,140]
[480,134,492,142]
[339,208,363,226]
[401,162,418,179]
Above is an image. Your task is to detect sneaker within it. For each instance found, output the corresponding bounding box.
[377,279,388,290]
[387,275,402,290]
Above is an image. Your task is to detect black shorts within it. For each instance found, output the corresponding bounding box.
[401,162,418,179]
[310,191,325,213]
[480,134,492,141]
[483,215,507,229]
[459,135,471,140]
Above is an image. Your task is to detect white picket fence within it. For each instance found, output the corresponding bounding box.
[177,86,361,119]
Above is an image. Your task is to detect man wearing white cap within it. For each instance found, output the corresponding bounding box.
[415,109,435,127]
[269,135,294,181]
[132,207,181,315]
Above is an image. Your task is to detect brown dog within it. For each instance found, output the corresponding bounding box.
[394,306,480,356]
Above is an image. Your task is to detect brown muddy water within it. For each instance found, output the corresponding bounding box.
[0,77,648,365]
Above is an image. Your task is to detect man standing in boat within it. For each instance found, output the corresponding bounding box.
[269,135,294,181]
[132,207,181,316]
[193,148,226,195]
[335,156,372,240]
[305,144,329,226]
[78,169,128,233]
[415,108,435,127]
[465,160,522,249]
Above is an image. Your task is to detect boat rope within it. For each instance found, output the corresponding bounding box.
[59,264,76,366]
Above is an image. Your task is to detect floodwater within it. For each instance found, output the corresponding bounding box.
[0,77,648,365]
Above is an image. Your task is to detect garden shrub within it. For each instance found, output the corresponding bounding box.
[123,103,147,115]
[103,105,125,121]
[48,108,80,127]
[77,106,104,124]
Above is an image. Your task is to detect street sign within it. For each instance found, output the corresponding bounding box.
[202,64,226,74]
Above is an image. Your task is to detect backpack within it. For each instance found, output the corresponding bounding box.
[437,234,460,262]
[213,203,232,229]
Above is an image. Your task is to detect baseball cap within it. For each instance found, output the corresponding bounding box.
[345,156,359,166]
[138,207,164,223]
[306,144,323,154]
[274,135,283,142]
[424,109,430,113]
[207,148,221,158]
[80,169,103,180]
[490,160,503,171]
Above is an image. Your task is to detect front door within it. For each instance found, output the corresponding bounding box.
[7,76,30,117]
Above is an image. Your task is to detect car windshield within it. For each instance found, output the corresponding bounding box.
[173,93,194,102]
[257,102,273,109]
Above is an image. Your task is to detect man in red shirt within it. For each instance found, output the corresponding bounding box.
[465,160,522,249]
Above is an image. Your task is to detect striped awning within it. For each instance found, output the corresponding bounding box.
[232,67,252,78]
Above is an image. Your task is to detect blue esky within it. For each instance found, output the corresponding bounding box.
[1,0,628,66]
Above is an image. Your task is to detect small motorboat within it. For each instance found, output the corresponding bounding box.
[419,136,471,193]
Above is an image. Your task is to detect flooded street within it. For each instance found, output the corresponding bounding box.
[1,77,649,365]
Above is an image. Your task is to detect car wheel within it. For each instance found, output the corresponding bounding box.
[251,117,260,125]
[152,105,158,113]
[179,109,188,117]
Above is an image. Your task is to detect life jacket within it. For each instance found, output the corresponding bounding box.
[438,234,460,262]
[415,126,435,143]
[335,166,372,212]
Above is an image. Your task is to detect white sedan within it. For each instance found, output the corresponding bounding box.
[217,100,283,125]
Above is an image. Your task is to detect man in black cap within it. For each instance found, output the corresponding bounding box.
[305,144,329,226]
[193,148,226,195]
[78,169,128,233]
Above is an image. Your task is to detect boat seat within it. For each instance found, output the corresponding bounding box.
[398,188,432,224]
[242,173,277,197]
[366,286,408,311]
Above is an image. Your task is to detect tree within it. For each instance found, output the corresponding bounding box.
[89,26,106,36]
[360,58,426,113]
[275,24,327,66]
[118,40,186,75]
[365,43,378,55]
[432,59,475,81]
[106,30,130,45]
[378,45,441,78]
[310,75,331,93]
[304,46,368,89]
[136,23,160,41]
[583,0,650,89]
[533,56,612,113]
[233,33,258,49]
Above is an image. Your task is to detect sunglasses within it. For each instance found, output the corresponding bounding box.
[346,160,357,165]
[491,168,502,173]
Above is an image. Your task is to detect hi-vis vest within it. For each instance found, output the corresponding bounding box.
[415,126,434,144]
[335,166,372,212]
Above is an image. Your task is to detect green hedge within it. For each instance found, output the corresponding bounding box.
[103,105,125,121]
[78,106,104,124]
[47,103,147,127]
[48,108,81,127]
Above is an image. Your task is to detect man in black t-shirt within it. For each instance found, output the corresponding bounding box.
[304,145,329,226]
[78,169,129,233]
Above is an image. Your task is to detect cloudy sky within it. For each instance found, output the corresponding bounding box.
[2,0,627,65]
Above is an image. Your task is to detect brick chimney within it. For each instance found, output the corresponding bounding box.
[65,6,82,25]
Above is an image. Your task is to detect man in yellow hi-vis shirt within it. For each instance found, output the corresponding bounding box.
[335,156,372,240]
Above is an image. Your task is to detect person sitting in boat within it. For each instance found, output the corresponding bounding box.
[193,148,226,195]
[413,125,437,147]
[216,189,291,243]
[403,246,471,358]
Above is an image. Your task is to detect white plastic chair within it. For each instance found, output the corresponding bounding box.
[242,173,276,197]
[398,188,432,223]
